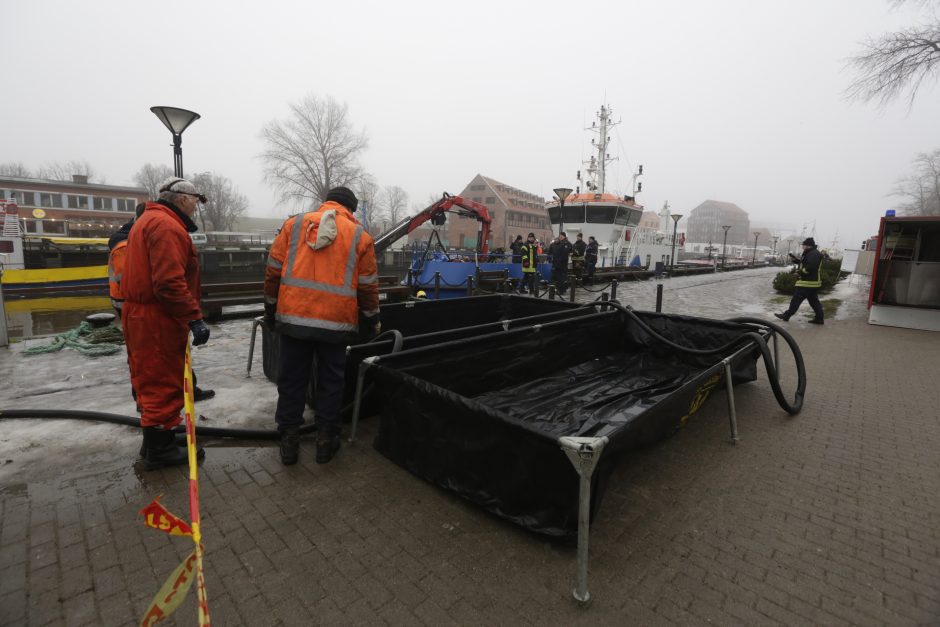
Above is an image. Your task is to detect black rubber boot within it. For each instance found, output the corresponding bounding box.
[143,427,205,471]
[808,318,824,325]
[194,387,215,402]
[315,433,341,464]
[774,313,790,321]
[280,427,300,465]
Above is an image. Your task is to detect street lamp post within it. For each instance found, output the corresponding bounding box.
[553,187,573,239]
[721,225,731,269]
[150,106,201,177]
[669,213,683,269]
[752,232,760,265]
[771,236,779,263]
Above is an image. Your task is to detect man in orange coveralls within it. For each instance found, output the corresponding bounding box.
[122,177,210,470]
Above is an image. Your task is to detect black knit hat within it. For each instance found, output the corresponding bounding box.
[802,237,816,247]
[325,186,358,211]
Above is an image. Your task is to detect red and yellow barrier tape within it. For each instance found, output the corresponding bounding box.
[139,344,211,626]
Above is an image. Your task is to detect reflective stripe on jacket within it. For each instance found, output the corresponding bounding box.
[108,240,127,301]
[520,242,538,273]
[264,201,379,342]
[795,247,823,289]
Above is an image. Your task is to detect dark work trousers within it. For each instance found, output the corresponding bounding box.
[275,334,347,437]
[521,271,538,294]
[551,265,568,290]
[585,260,597,282]
[784,287,824,320]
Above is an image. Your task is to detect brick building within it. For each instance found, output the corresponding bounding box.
[686,200,751,247]
[0,175,148,238]
[409,175,552,251]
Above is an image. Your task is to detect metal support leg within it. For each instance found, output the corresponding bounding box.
[559,435,610,604]
[610,279,618,302]
[246,316,263,376]
[723,359,739,443]
[0,271,8,348]
[348,356,378,443]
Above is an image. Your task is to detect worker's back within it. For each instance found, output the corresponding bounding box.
[265,201,379,343]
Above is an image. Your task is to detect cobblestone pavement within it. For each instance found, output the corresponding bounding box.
[2,273,939,625]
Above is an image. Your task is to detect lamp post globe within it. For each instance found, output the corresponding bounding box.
[150,106,201,178]
[669,213,683,269]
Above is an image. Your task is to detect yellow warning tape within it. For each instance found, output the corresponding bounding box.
[139,343,211,626]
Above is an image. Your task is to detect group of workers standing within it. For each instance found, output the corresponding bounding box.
[108,178,377,470]
[509,231,599,294]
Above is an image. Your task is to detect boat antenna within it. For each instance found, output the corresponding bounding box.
[583,105,619,194]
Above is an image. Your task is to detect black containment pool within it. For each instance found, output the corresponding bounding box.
[362,308,774,539]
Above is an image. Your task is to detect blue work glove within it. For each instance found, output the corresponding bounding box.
[189,319,211,346]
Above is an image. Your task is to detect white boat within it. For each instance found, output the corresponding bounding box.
[545,106,677,268]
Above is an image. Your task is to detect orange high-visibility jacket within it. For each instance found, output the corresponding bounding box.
[264,201,379,343]
[108,239,127,305]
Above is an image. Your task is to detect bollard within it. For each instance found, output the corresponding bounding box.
[569,281,576,302]
[467,275,474,297]
[548,285,556,300]
[600,292,609,312]
[610,279,618,302]
[434,272,441,300]
[407,268,413,288]
[655,283,663,313]
[0,269,8,348]
[534,277,540,298]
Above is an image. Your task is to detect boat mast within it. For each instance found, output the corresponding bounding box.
[583,106,618,194]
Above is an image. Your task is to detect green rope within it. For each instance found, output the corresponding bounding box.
[23,321,125,357]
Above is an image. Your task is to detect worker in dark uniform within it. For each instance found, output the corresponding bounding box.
[548,231,573,291]
[510,235,524,264]
[775,237,825,324]
[585,236,599,283]
[571,233,586,282]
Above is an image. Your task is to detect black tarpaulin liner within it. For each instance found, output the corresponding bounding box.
[370,310,765,539]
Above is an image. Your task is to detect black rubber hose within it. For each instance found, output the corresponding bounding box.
[727,317,806,415]
[0,409,316,439]
[587,301,806,415]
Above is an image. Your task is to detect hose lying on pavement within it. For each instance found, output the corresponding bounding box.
[0,409,316,440]
[587,301,806,415]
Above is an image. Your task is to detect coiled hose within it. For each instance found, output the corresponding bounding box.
[0,329,407,439]
[587,301,806,414]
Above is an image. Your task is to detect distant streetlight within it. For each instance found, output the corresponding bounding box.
[150,106,201,177]
[771,235,779,262]
[721,225,731,269]
[670,213,683,269]
[752,231,760,265]
[553,187,573,239]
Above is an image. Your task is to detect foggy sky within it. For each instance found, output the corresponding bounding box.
[4,0,938,250]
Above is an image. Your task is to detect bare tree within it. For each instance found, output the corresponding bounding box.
[0,162,32,177]
[260,94,369,209]
[846,0,940,106]
[38,160,101,182]
[379,185,409,230]
[133,163,175,199]
[190,172,250,231]
[354,175,381,235]
[894,149,940,215]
